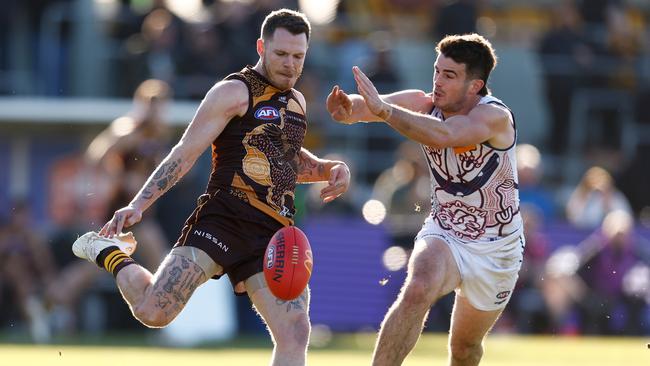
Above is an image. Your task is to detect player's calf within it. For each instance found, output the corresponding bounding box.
[129,253,208,328]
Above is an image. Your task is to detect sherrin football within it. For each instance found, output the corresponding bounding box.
[264,226,313,300]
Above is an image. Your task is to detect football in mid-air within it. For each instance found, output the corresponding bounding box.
[263,226,313,301]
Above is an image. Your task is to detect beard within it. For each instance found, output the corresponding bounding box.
[261,56,301,91]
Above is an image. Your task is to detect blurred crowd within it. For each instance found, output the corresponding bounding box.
[1,0,650,342]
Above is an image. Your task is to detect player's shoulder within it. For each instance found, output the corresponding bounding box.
[385,89,433,113]
[201,78,249,117]
[205,79,249,104]
[471,96,513,130]
[291,88,307,113]
[212,78,248,95]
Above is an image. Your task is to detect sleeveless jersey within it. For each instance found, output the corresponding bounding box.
[422,95,522,244]
[206,66,307,226]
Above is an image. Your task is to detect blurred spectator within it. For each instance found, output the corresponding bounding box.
[371,140,455,333]
[538,1,593,155]
[509,204,552,333]
[577,0,621,31]
[516,144,557,220]
[0,0,20,93]
[603,5,644,91]
[45,80,173,333]
[433,0,477,40]
[46,153,116,333]
[175,23,230,99]
[372,140,429,246]
[618,145,650,216]
[565,166,632,229]
[104,0,145,42]
[544,210,650,335]
[118,7,184,96]
[207,0,264,70]
[572,1,643,154]
[0,200,56,342]
[578,210,650,334]
[86,79,172,268]
[365,36,401,94]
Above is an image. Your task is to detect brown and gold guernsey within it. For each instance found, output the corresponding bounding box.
[206,66,307,226]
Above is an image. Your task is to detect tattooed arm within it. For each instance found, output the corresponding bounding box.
[100,79,250,237]
[296,148,351,203]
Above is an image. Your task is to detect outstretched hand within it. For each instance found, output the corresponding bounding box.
[326,85,353,123]
[320,162,351,203]
[352,66,392,120]
[99,205,143,238]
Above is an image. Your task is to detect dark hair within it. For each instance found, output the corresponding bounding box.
[436,34,497,96]
[261,9,311,42]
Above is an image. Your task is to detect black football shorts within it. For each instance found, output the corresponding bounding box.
[174,189,283,294]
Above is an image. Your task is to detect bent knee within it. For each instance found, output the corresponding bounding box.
[401,277,439,306]
[273,313,311,349]
[449,340,483,362]
[133,304,175,328]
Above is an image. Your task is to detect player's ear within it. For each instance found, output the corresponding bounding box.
[469,79,484,95]
[256,38,264,57]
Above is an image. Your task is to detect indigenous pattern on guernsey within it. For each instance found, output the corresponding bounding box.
[206,66,307,226]
[422,95,522,244]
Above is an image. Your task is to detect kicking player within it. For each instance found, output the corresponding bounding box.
[73,9,350,366]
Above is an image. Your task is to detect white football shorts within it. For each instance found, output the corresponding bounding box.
[415,216,525,311]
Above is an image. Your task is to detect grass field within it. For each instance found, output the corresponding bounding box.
[1,333,649,365]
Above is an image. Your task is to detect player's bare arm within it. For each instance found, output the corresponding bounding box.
[326,85,431,124]
[352,66,512,149]
[100,80,249,237]
[295,148,350,203]
[291,89,350,202]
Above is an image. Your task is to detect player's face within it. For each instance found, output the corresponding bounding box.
[432,54,475,113]
[259,28,308,90]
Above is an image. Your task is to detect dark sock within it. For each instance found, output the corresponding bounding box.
[96,246,137,277]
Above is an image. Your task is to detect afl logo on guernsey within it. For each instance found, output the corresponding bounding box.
[255,106,280,120]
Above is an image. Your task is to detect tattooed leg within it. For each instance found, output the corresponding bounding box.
[247,273,311,366]
[114,252,216,328]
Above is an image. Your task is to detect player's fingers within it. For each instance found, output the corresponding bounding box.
[104,219,117,238]
[319,183,338,197]
[354,72,372,98]
[354,74,367,98]
[342,95,353,114]
[323,193,342,203]
[354,67,376,95]
[124,212,141,228]
[322,187,344,202]
[99,221,110,236]
[353,66,369,86]
[320,180,346,199]
[114,213,127,236]
[354,66,371,83]
[106,213,122,238]
[327,86,337,101]
[329,167,339,185]
[124,216,135,229]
